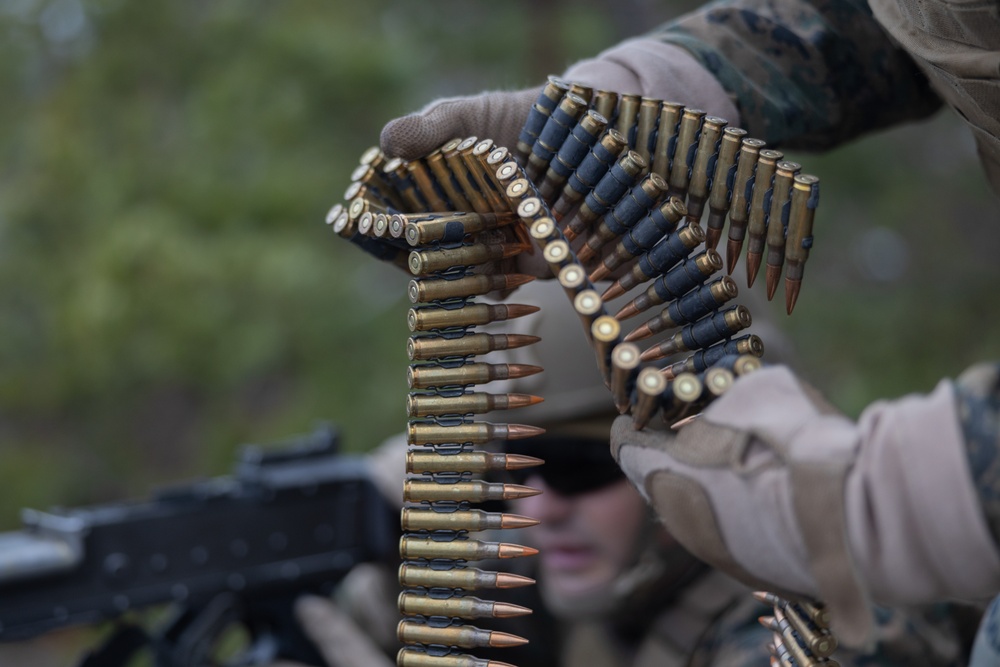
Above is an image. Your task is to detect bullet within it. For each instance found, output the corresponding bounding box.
[528,216,564,249]
[407,333,540,361]
[661,334,763,379]
[589,196,687,281]
[631,366,668,430]
[348,195,387,225]
[459,138,507,212]
[600,223,705,300]
[765,161,801,300]
[325,203,344,226]
[407,361,543,389]
[772,607,838,667]
[614,249,724,320]
[660,372,704,423]
[577,172,670,264]
[406,449,544,474]
[516,76,571,164]
[404,211,517,246]
[686,116,728,225]
[373,213,392,238]
[406,391,544,417]
[706,127,748,249]
[400,508,540,533]
[473,139,509,198]
[398,648,519,667]
[527,93,589,182]
[359,145,386,169]
[539,110,609,204]
[745,149,783,288]
[408,159,452,212]
[611,342,642,413]
[634,97,662,166]
[443,140,491,215]
[614,93,642,148]
[427,146,473,212]
[703,366,735,399]
[573,289,606,334]
[784,174,820,314]
[398,591,533,620]
[505,178,532,204]
[556,265,590,304]
[399,563,535,591]
[733,353,763,376]
[592,89,620,125]
[330,209,354,238]
[397,620,529,650]
[726,138,766,274]
[542,239,574,275]
[358,211,377,236]
[651,101,684,182]
[408,274,535,304]
[384,156,429,213]
[639,305,752,361]
[667,108,706,200]
[517,197,547,227]
[779,604,838,658]
[406,421,545,445]
[565,151,647,242]
[493,159,522,192]
[568,81,593,103]
[407,242,527,276]
[624,276,739,341]
[552,129,628,222]
[399,535,539,561]
[351,162,403,210]
[403,480,542,504]
[591,315,622,385]
[407,303,540,332]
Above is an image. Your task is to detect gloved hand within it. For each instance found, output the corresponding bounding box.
[268,594,395,667]
[610,365,1000,650]
[380,37,739,162]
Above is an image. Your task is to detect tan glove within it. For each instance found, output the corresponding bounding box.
[610,365,1000,650]
[268,594,395,667]
[380,37,739,161]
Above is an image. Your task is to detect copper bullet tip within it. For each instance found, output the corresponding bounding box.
[705,226,722,250]
[785,277,800,315]
[503,453,545,470]
[746,252,762,288]
[504,273,537,290]
[601,281,626,301]
[502,334,542,350]
[765,264,780,301]
[563,226,579,243]
[624,322,653,342]
[489,631,530,648]
[492,601,534,618]
[506,393,546,410]
[494,572,536,589]
[588,262,612,283]
[576,243,597,264]
[639,344,667,362]
[757,615,777,631]
[499,423,547,440]
[502,483,543,500]
[505,363,544,379]
[487,661,519,667]
[499,513,541,529]
[615,301,641,321]
[726,239,742,275]
[497,543,540,559]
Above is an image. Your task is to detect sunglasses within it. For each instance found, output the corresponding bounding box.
[500,434,624,496]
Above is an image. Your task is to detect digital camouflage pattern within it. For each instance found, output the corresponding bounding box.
[692,596,967,667]
[955,362,1000,545]
[647,0,943,149]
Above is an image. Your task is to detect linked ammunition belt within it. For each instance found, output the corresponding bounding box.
[327,76,836,667]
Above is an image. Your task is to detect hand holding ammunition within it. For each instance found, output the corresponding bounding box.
[610,364,1000,652]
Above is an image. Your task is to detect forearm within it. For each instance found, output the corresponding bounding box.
[646,0,942,149]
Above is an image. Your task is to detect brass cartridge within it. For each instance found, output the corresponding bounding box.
[706,127,748,249]
[745,148,782,287]
[406,420,544,445]
[726,138,766,275]
[398,563,535,591]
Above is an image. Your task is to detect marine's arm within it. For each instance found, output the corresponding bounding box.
[610,363,1000,649]
[646,0,943,148]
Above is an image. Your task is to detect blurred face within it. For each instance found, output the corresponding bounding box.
[509,473,651,616]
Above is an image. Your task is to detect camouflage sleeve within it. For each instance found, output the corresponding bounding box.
[954,362,1000,546]
[646,0,943,150]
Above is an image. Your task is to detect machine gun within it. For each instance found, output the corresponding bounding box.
[0,424,399,666]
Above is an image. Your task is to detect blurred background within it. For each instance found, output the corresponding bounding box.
[0,0,998,664]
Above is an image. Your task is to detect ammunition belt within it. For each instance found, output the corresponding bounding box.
[327,75,836,667]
